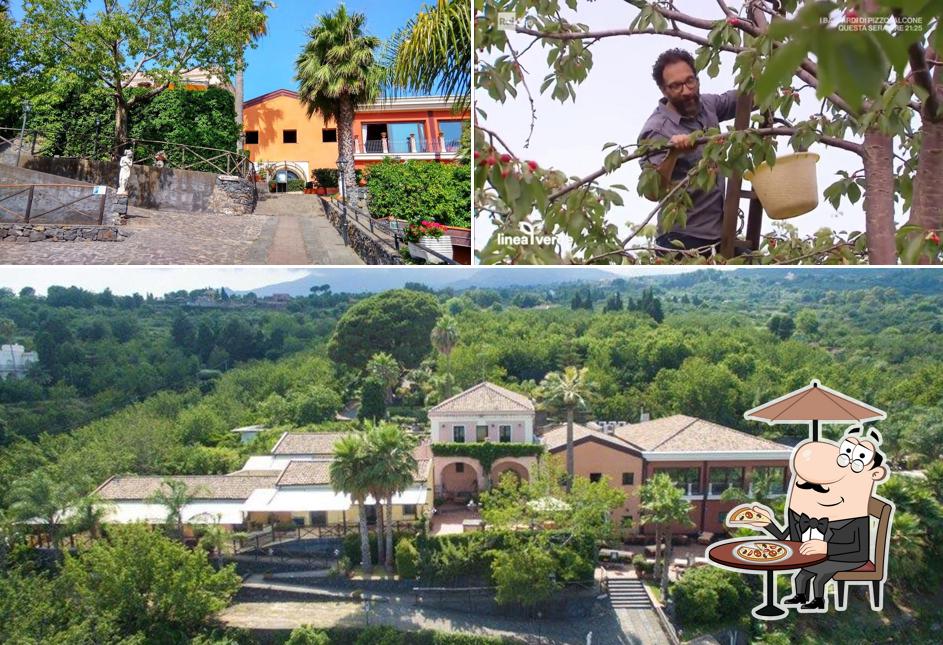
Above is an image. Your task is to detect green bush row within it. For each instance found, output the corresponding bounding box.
[366,159,470,227]
[285,625,513,645]
[310,168,364,188]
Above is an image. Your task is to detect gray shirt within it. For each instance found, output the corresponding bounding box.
[637,91,738,240]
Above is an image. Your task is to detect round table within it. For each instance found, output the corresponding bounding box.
[707,538,827,619]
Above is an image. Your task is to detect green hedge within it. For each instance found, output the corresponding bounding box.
[286,179,306,192]
[342,530,413,566]
[671,565,753,627]
[366,158,470,227]
[281,627,513,644]
[430,442,544,470]
[311,168,364,188]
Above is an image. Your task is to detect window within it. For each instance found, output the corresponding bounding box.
[656,467,702,496]
[292,516,304,527]
[283,129,297,144]
[245,130,259,145]
[622,472,635,486]
[455,463,465,473]
[709,467,745,496]
[403,504,417,517]
[499,425,512,442]
[476,425,488,442]
[751,466,788,496]
[322,128,337,143]
[309,511,327,527]
[438,120,465,151]
[453,425,465,442]
[590,473,602,483]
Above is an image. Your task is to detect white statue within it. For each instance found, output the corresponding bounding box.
[117,149,133,194]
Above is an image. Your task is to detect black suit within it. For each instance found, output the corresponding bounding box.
[766,511,870,599]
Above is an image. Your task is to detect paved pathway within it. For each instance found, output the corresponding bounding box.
[219,572,674,645]
[0,193,363,265]
[606,570,673,645]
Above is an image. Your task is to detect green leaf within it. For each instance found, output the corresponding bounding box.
[756,40,809,104]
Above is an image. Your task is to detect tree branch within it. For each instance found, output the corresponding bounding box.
[548,127,863,202]
[515,26,744,54]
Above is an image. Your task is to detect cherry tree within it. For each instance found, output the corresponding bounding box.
[475,0,943,264]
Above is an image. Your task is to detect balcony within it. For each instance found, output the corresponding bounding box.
[354,133,460,160]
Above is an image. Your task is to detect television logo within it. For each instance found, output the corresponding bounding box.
[496,221,557,246]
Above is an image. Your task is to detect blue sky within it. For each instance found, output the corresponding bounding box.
[8,0,433,100]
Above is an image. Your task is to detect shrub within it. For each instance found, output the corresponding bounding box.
[395,537,420,579]
[671,565,752,627]
[286,625,330,645]
[286,179,305,192]
[355,626,404,645]
[311,168,364,188]
[632,553,654,577]
[366,158,470,227]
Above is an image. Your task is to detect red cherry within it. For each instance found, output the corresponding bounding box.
[527,160,538,171]
[473,151,481,159]
[845,9,858,20]
[726,17,739,26]
[500,168,511,178]
[485,156,496,167]
[769,239,777,248]
[928,231,941,245]
[500,153,512,163]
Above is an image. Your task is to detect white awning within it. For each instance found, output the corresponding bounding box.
[365,485,428,506]
[242,488,352,513]
[102,502,245,525]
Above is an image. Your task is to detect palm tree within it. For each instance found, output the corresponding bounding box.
[638,472,694,602]
[148,478,196,541]
[331,433,374,573]
[67,493,111,542]
[367,352,400,405]
[538,366,592,491]
[234,1,275,152]
[198,516,230,570]
[7,470,77,550]
[366,423,418,571]
[431,315,459,378]
[384,0,471,109]
[889,511,927,589]
[295,5,383,194]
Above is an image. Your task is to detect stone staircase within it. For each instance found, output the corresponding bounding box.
[608,576,653,609]
[253,192,324,216]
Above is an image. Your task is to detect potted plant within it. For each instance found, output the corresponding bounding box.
[404,220,452,263]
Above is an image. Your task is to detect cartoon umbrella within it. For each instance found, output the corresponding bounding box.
[744,380,886,441]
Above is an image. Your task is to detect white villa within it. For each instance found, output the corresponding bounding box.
[92,432,432,535]
[0,344,38,380]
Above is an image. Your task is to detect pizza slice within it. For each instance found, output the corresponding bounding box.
[728,506,772,525]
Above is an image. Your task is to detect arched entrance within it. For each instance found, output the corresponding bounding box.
[435,457,484,502]
[491,460,530,487]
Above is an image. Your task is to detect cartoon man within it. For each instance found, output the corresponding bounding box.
[730,425,889,612]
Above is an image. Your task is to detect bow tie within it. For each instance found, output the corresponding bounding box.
[797,512,829,535]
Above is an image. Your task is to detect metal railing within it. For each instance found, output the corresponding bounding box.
[0,183,111,224]
[360,138,461,155]
[320,196,459,265]
[113,138,252,178]
[0,127,41,163]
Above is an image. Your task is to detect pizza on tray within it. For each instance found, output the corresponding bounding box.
[735,542,790,563]
[728,507,770,525]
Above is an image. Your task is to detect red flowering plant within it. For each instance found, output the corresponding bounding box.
[404,220,448,243]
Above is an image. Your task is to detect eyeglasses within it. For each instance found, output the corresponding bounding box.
[836,452,870,473]
[665,77,699,93]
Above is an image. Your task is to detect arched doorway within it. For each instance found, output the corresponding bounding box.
[435,458,483,502]
[491,460,530,487]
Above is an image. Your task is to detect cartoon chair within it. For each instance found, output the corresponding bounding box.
[833,496,893,611]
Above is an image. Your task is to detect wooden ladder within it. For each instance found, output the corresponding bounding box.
[720,1,772,259]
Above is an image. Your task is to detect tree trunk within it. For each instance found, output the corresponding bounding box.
[358,499,371,573]
[653,525,661,582]
[375,496,385,567]
[661,531,672,602]
[385,494,394,571]
[114,98,130,156]
[861,130,897,264]
[910,117,943,236]
[338,94,357,195]
[235,57,245,152]
[565,408,574,492]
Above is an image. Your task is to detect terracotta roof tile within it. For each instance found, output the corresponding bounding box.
[613,415,791,453]
[276,461,332,486]
[96,475,276,501]
[272,432,347,455]
[429,382,535,414]
[541,423,637,453]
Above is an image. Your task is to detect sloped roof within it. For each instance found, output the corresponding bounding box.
[613,415,790,453]
[272,432,348,455]
[96,475,276,501]
[429,382,535,414]
[276,461,332,486]
[541,423,640,454]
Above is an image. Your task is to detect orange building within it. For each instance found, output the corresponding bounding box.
[242,90,467,182]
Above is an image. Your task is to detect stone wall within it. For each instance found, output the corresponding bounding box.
[319,197,403,265]
[0,223,128,242]
[206,175,257,215]
[22,156,225,213]
[0,162,112,224]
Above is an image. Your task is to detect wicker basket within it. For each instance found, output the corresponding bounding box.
[744,152,820,220]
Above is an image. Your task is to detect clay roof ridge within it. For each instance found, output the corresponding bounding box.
[650,415,700,450]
